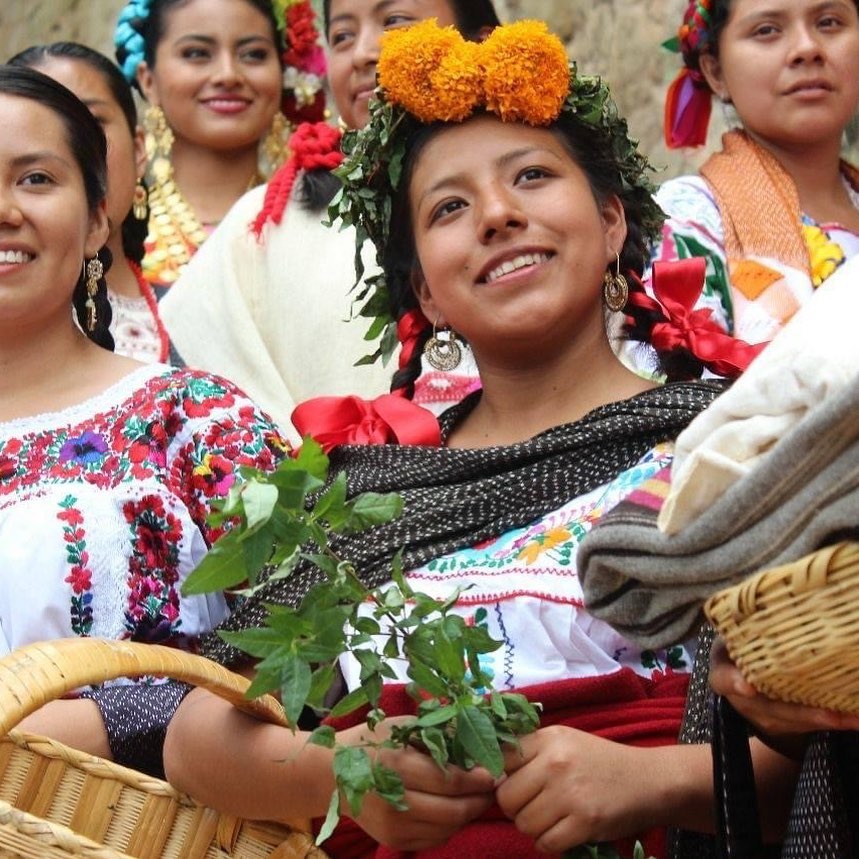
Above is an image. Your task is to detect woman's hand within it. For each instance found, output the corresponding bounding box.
[340,723,496,851]
[496,725,666,853]
[709,637,859,757]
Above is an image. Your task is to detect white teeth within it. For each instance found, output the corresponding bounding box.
[0,250,31,264]
[485,252,550,283]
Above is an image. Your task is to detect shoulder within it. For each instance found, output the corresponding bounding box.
[656,174,720,219]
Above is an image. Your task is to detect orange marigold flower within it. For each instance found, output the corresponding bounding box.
[480,20,570,125]
[378,19,481,123]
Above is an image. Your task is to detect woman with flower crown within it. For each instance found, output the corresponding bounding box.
[646,0,859,362]
[157,0,500,433]
[0,64,290,776]
[113,0,326,291]
[161,21,796,857]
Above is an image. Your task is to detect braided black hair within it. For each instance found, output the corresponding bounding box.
[72,249,116,351]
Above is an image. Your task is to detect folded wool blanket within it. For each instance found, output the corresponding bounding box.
[578,368,859,649]
[659,254,859,535]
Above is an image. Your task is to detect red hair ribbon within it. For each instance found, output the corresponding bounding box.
[251,122,344,237]
[396,308,430,372]
[291,393,441,453]
[663,67,712,149]
[646,258,766,377]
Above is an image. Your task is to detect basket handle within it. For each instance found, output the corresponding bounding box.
[0,637,288,737]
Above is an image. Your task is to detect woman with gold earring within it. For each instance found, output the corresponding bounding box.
[114,0,326,290]
[9,42,169,362]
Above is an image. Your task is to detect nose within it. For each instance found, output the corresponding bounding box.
[352,25,380,71]
[477,184,527,242]
[212,51,243,86]
[788,23,825,65]
[0,188,23,228]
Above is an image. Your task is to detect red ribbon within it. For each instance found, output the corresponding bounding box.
[647,258,766,376]
[396,308,430,371]
[292,393,441,452]
[663,67,712,149]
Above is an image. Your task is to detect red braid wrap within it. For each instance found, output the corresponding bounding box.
[251,121,344,238]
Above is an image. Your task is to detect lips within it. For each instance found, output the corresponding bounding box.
[786,79,832,95]
[202,97,252,114]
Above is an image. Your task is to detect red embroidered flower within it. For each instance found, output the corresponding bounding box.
[191,453,236,496]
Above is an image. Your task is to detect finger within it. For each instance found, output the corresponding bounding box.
[400,785,495,830]
[495,762,543,819]
[502,732,540,773]
[709,639,756,697]
[505,789,561,841]
[534,817,582,855]
[389,747,495,794]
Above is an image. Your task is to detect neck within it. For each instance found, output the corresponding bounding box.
[746,130,850,221]
[447,330,654,448]
[105,232,142,299]
[169,142,260,225]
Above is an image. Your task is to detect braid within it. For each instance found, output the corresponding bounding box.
[72,248,115,352]
[390,323,431,399]
[120,198,148,265]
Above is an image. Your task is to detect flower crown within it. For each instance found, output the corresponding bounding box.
[114,0,326,123]
[330,19,665,365]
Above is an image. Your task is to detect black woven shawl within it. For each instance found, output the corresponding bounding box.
[202,381,725,666]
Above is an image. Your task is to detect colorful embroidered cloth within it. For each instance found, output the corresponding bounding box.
[645,135,859,350]
[339,444,691,693]
[0,364,286,672]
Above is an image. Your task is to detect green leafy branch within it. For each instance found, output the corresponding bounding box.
[183,442,654,858]
[183,439,539,844]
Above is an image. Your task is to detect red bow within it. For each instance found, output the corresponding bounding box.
[396,308,430,371]
[647,258,766,376]
[292,394,441,452]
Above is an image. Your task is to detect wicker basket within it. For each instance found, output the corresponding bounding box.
[0,638,328,858]
[704,541,859,715]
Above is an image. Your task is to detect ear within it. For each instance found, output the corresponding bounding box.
[600,194,627,266]
[84,199,110,259]
[411,266,446,328]
[133,125,147,179]
[699,53,727,102]
[136,61,159,106]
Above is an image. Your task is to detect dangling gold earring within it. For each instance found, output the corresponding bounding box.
[132,180,147,220]
[143,104,174,185]
[424,321,462,371]
[258,110,290,179]
[602,252,629,312]
[84,256,104,332]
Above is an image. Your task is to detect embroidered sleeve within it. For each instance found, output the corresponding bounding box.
[648,176,734,335]
[168,373,291,546]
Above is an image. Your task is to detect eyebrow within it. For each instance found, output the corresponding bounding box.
[10,151,73,170]
[175,33,274,46]
[735,0,850,22]
[418,146,564,207]
[329,0,399,29]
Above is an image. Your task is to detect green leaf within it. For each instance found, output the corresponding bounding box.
[328,685,370,718]
[182,538,246,595]
[308,725,336,749]
[372,762,407,810]
[313,472,349,522]
[456,705,504,776]
[333,746,375,817]
[241,481,279,530]
[416,703,458,727]
[419,726,450,770]
[316,790,340,845]
[405,661,450,699]
[280,652,312,727]
[292,437,329,482]
[340,492,404,532]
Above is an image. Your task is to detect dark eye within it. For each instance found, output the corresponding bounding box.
[751,23,779,37]
[517,166,550,183]
[430,198,466,223]
[241,47,272,62]
[21,171,53,187]
[383,14,415,29]
[181,46,210,60]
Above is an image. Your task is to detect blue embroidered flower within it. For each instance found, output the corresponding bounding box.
[59,430,108,465]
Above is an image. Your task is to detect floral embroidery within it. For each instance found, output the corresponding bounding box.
[0,366,289,655]
[58,430,107,466]
[57,495,94,635]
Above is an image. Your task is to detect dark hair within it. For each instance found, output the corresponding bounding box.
[8,42,147,268]
[133,0,283,74]
[322,0,500,42]
[383,112,653,396]
[0,65,114,350]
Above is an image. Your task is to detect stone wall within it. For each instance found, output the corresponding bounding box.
[1,0,725,180]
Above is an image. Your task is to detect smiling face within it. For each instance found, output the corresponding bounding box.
[326,0,460,129]
[700,0,859,151]
[408,115,626,363]
[33,57,145,240]
[136,0,282,154]
[0,94,108,333]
